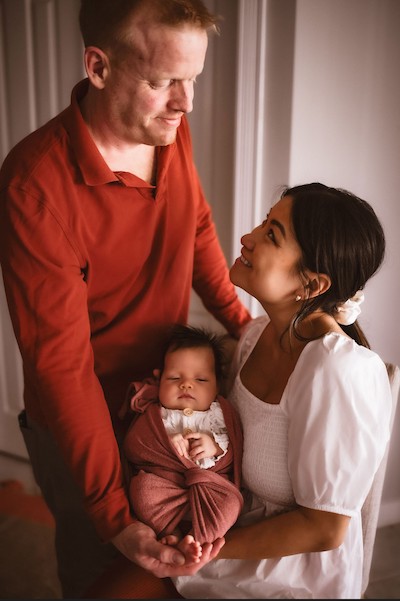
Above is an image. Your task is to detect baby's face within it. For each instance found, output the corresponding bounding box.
[159,346,218,411]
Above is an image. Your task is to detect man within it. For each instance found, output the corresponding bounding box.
[0,0,251,597]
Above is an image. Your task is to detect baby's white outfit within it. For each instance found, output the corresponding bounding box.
[161,399,229,468]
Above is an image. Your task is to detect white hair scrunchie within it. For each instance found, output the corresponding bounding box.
[334,290,364,326]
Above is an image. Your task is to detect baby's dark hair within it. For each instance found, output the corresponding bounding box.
[163,324,226,382]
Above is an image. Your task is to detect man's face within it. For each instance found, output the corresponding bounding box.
[103,23,208,147]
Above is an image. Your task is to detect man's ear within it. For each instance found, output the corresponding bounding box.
[307,272,331,298]
[84,46,110,90]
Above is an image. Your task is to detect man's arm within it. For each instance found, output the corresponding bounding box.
[0,185,133,541]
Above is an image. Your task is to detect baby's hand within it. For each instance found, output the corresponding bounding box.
[170,433,190,459]
[185,432,222,462]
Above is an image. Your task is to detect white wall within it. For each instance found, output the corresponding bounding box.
[289,0,400,526]
[290,0,400,368]
[234,0,400,527]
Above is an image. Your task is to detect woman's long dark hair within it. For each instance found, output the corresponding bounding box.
[283,183,386,348]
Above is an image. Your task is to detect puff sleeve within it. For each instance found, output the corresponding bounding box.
[283,334,391,517]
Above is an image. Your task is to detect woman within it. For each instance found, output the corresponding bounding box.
[173,183,392,599]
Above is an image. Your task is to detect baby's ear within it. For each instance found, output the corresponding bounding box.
[152,368,161,381]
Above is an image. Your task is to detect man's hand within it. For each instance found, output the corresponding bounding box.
[112,521,225,577]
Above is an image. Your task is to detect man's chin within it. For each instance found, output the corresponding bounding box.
[155,131,178,147]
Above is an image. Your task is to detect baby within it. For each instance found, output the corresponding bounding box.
[122,324,243,560]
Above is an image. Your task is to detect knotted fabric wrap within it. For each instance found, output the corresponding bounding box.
[123,380,243,544]
[334,290,365,325]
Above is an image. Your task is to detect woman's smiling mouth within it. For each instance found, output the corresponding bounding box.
[240,254,251,267]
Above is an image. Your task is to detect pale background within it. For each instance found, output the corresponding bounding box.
[0,0,399,526]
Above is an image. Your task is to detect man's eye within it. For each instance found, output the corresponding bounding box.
[149,80,173,89]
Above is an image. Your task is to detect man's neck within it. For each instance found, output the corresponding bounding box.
[79,91,157,183]
[97,142,156,183]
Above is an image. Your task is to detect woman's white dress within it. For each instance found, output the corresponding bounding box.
[174,316,392,599]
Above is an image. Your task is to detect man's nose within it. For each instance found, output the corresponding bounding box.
[169,80,194,114]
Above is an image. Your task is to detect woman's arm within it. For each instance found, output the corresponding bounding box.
[219,505,350,560]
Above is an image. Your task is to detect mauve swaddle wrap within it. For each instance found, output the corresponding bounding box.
[123,380,243,544]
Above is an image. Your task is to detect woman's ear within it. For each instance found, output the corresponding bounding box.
[84,46,110,89]
[307,272,331,298]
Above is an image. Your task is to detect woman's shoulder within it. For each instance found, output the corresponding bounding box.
[309,332,387,374]
[289,332,391,405]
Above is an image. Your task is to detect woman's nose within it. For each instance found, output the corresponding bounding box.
[241,232,255,249]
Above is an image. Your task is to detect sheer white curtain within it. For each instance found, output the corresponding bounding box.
[0,0,83,458]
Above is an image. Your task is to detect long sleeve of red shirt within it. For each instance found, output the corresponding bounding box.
[0,79,251,541]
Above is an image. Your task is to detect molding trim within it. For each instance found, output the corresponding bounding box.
[232,0,268,315]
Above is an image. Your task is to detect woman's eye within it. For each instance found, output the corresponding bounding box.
[267,229,276,243]
[261,212,270,227]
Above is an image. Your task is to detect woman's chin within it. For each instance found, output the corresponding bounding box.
[229,265,245,288]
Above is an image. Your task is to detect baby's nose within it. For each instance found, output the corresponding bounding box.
[179,381,193,389]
